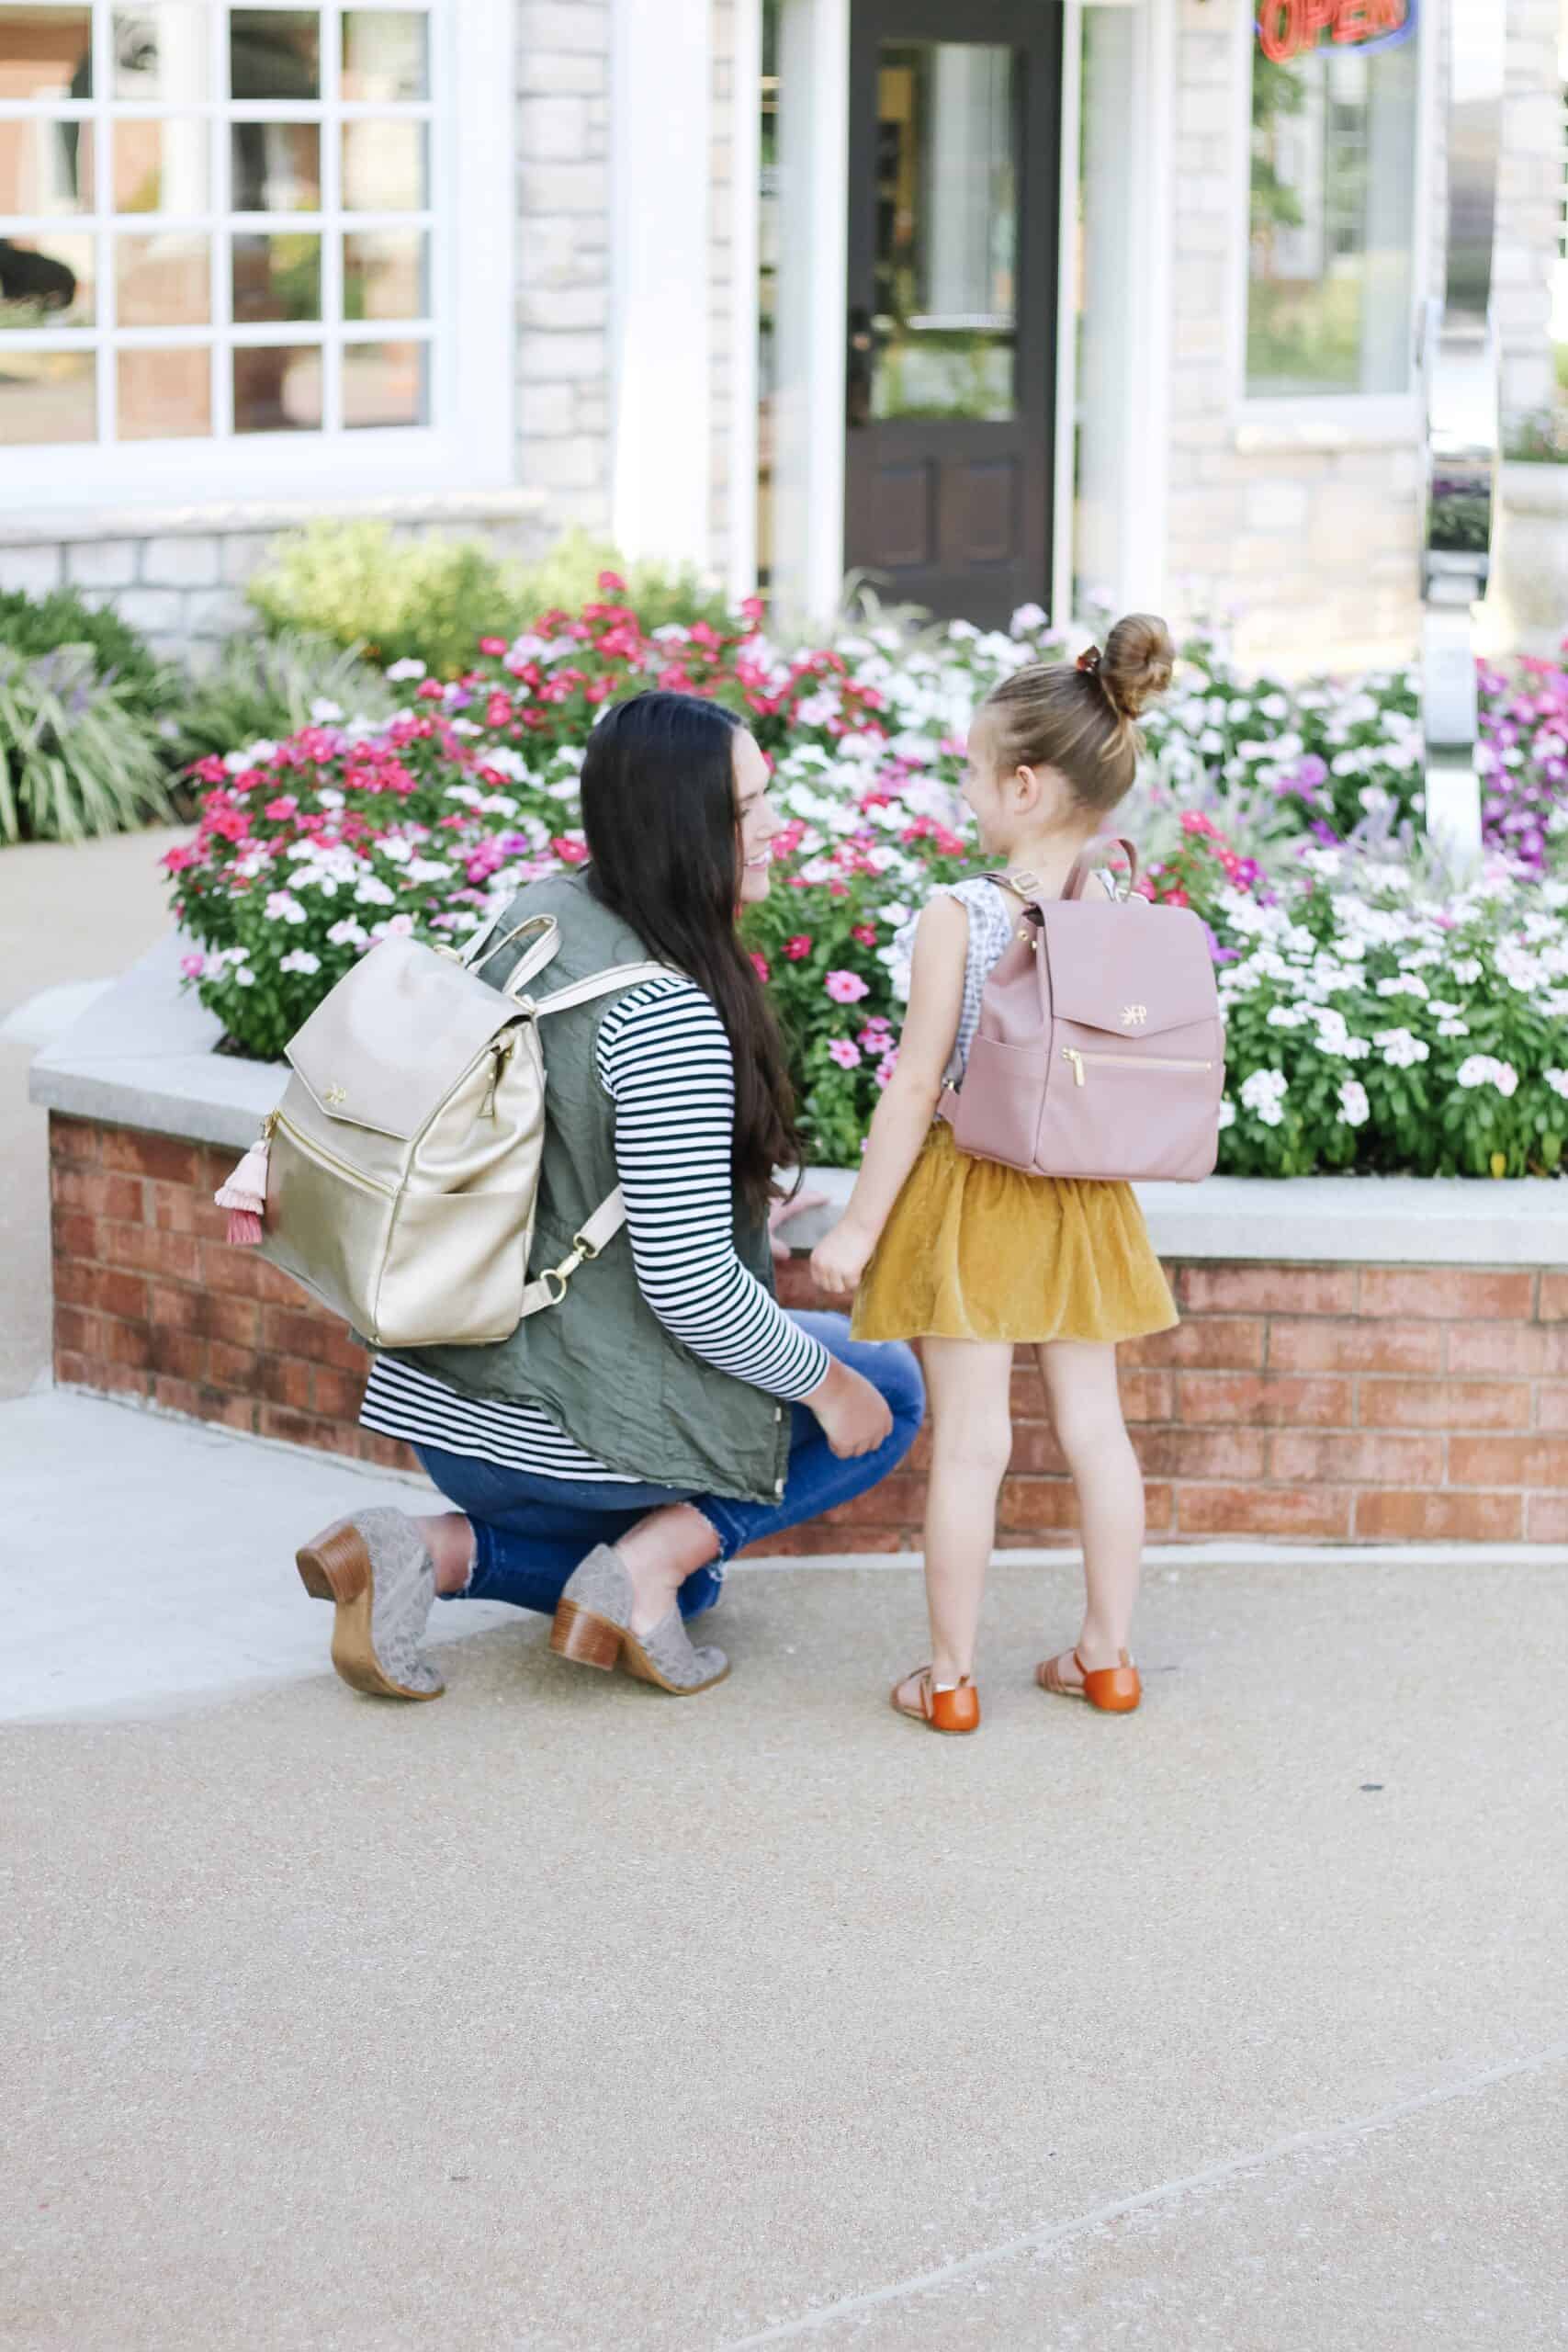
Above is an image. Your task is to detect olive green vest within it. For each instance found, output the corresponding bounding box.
[399,870,792,1504]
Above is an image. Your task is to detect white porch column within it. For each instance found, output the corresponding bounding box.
[610,0,714,569]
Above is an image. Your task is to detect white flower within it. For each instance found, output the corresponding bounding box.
[384,658,427,682]
[1266,1006,1310,1028]
[355,876,397,908]
[1450,958,1483,985]
[1010,603,1048,633]
[1217,1097,1236,1129]
[234,967,255,988]
[1544,1070,1568,1101]
[1375,1028,1429,1069]
[1455,1055,1518,1097]
[278,948,321,976]
[264,890,307,926]
[1239,1069,1289,1126]
[309,698,344,723]
[1438,1018,1470,1037]
[1376,974,1429,999]
[1337,1080,1371,1127]
[327,918,370,949]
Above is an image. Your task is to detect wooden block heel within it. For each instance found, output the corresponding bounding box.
[295,1520,368,1605]
[550,1600,623,1672]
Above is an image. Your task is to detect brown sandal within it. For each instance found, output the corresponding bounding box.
[890,1666,981,1736]
[1037,1647,1142,1714]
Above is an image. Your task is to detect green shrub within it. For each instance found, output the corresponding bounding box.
[0,585,169,719]
[167,630,396,771]
[247,517,735,676]
[247,519,529,676]
[0,645,171,843]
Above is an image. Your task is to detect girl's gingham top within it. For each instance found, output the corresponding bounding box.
[890,870,1118,1085]
[359,973,831,1480]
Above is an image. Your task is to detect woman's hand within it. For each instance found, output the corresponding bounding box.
[806,1357,894,1458]
[811,1216,876,1300]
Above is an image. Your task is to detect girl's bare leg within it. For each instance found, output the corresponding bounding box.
[1035,1340,1144,1679]
[899,1338,1016,1697]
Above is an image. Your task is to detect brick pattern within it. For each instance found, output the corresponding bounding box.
[49,1113,1568,1549]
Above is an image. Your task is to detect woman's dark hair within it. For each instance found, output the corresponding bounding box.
[580,691,802,1219]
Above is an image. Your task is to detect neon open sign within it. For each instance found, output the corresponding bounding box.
[1257,0,1416,64]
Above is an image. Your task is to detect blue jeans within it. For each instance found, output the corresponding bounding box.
[416,1313,924,1621]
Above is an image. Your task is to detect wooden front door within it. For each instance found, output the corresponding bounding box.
[844,0,1061,628]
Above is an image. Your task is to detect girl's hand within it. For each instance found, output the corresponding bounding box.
[811,1217,875,1299]
[769,1187,830,1262]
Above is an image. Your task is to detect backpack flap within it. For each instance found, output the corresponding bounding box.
[1039,901,1218,1043]
[286,933,522,1140]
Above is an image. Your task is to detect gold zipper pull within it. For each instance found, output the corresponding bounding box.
[1063,1048,1085,1088]
[480,1038,513,1120]
[262,1109,279,1140]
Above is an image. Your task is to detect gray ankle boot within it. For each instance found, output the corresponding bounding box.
[296,1508,444,1701]
[549,1544,729,1695]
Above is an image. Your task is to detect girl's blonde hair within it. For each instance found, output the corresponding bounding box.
[979,612,1175,814]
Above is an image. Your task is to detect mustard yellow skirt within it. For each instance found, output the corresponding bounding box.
[851,1123,1178,1347]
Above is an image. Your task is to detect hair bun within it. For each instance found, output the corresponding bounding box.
[1099,613,1175,721]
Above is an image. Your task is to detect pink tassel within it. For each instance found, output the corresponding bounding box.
[215,1136,270,1249]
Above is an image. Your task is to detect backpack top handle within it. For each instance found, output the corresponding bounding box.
[1062,836,1140,902]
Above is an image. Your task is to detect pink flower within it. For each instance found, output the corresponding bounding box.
[416,679,446,702]
[828,1038,862,1069]
[826,969,870,1004]
[264,796,299,820]
[598,569,627,594]
[874,1049,899,1088]
[852,922,877,947]
[479,637,507,657]
[784,934,813,961]
[750,951,771,983]
[179,951,206,979]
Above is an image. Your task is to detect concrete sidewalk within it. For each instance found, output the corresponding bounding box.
[4,1387,1566,2348]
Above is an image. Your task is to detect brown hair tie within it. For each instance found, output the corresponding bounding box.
[1075,644,1102,675]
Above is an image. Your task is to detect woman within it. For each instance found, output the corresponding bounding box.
[297,692,925,1702]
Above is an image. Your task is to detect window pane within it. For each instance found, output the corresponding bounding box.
[0,117,96,214]
[233,341,321,431]
[113,7,210,101]
[343,336,426,427]
[342,10,428,102]
[118,344,210,436]
[232,230,321,320]
[868,43,1018,424]
[0,7,92,100]
[344,227,426,320]
[112,118,209,213]
[117,230,209,325]
[229,9,320,101]
[0,231,95,324]
[1247,31,1419,398]
[342,119,425,210]
[231,122,321,212]
[0,346,95,441]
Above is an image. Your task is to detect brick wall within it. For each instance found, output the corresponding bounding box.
[49,1112,1568,1549]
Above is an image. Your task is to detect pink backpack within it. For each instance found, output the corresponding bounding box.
[940,837,1224,1183]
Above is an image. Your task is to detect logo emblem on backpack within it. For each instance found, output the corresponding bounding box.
[324,1083,347,1106]
[1122,1003,1148,1027]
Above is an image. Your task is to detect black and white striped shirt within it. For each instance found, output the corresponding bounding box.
[359,974,830,1479]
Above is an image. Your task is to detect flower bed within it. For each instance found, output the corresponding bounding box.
[164,585,1568,1179]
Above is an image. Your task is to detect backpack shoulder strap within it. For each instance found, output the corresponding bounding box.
[527,959,671,1016]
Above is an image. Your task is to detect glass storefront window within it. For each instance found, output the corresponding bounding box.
[1247,22,1420,398]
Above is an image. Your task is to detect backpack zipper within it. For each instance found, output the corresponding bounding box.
[480,1036,515,1120]
[1061,1047,1214,1088]
[274,1109,395,1195]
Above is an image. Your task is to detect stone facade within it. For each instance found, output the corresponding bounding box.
[1164,0,1424,675]
[515,0,615,533]
[1496,0,1564,432]
[47,1110,1568,1550]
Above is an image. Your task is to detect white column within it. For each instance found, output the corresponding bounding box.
[770,0,848,628]
[610,0,714,570]
[728,0,763,601]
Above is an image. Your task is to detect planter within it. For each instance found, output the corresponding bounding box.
[1485,461,1568,657]
[31,938,1568,1549]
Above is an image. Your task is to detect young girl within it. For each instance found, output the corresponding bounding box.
[811,615,1180,1735]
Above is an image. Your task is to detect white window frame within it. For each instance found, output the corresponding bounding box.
[1228,0,1435,438]
[0,0,513,510]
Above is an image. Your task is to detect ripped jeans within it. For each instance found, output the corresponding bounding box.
[416,1313,925,1622]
